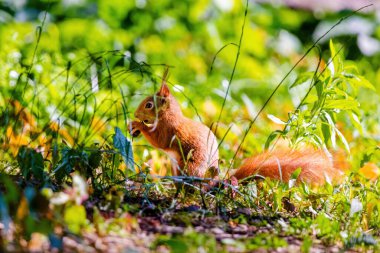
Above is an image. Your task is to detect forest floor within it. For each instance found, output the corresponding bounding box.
[2,191,349,253]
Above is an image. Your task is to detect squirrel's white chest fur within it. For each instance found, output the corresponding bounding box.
[163,149,181,176]
[164,149,180,164]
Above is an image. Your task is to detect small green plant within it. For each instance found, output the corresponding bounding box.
[243,233,288,251]
[152,229,218,253]
[266,40,375,150]
[17,146,45,182]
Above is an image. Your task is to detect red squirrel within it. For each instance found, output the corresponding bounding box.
[130,70,219,178]
[130,72,344,185]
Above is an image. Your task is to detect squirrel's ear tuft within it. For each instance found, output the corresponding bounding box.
[158,83,170,97]
[158,67,170,97]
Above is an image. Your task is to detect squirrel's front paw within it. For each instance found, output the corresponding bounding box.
[129,121,142,138]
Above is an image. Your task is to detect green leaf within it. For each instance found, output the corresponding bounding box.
[329,40,337,72]
[64,205,87,234]
[301,236,312,253]
[321,120,331,146]
[17,146,44,181]
[303,94,318,104]
[54,147,89,178]
[290,72,314,89]
[343,63,359,74]
[329,39,342,75]
[89,150,102,169]
[335,127,350,154]
[113,127,135,172]
[161,238,188,252]
[359,146,380,167]
[324,99,359,110]
[290,167,302,180]
[346,75,376,90]
[31,152,44,181]
[289,167,302,188]
[322,112,336,148]
[265,130,282,149]
[349,113,363,134]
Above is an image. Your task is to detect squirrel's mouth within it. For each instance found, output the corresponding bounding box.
[130,119,153,138]
[131,129,141,138]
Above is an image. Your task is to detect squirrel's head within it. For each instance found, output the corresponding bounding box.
[134,70,182,125]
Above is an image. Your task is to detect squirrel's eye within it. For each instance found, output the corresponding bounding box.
[145,101,154,109]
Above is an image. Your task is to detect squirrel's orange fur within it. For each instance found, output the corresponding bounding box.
[131,71,345,185]
[234,148,343,185]
[130,71,218,178]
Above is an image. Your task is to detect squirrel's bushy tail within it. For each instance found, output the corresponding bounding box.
[234,148,345,185]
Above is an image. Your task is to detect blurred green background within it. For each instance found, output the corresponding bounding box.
[0,0,379,170]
